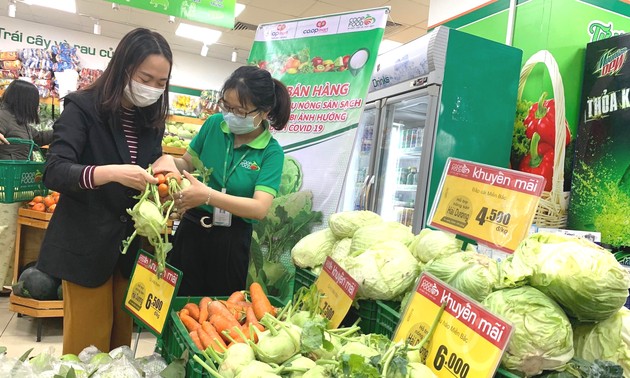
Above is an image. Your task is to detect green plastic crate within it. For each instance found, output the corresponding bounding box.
[294,267,317,294]
[158,296,285,378]
[495,367,522,377]
[374,300,402,338]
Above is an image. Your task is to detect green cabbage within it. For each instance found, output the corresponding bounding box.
[328,210,382,238]
[513,232,630,322]
[422,251,499,302]
[408,228,476,263]
[278,156,303,196]
[573,307,630,377]
[266,191,313,227]
[330,238,352,269]
[482,286,574,376]
[349,222,414,257]
[291,228,337,269]
[346,240,420,300]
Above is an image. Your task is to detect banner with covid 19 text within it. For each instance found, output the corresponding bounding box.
[245,8,387,302]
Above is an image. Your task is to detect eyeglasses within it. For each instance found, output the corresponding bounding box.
[218,98,259,119]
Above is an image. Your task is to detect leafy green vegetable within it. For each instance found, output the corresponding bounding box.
[422,251,499,302]
[482,286,574,376]
[510,99,533,169]
[408,228,475,263]
[278,156,303,197]
[349,221,414,257]
[327,210,382,238]
[291,228,337,269]
[573,307,630,377]
[512,232,630,322]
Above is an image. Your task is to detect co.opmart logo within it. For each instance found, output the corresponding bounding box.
[267,23,290,38]
[303,19,329,35]
[347,14,376,29]
[595,48,628,77]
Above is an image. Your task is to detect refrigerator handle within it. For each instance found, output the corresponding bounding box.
[365,175,376,211]
[358,174,370,210]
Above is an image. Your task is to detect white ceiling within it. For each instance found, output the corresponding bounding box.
[3,0,429,64]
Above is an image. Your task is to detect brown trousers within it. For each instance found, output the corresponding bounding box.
[62,267,133,355]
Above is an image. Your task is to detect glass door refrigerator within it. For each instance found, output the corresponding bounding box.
[339,26,523,233]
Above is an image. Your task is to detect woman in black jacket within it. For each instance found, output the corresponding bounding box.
[37,28,172,355]
[0,80,53,293]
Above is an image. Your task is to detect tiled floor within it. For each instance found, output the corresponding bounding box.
[0,296,158,359]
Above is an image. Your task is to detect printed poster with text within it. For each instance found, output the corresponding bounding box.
[245,8,387,303]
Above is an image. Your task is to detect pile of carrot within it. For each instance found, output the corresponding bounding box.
[177,282,278,352]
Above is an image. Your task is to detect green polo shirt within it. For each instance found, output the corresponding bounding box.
[187,113,284,223]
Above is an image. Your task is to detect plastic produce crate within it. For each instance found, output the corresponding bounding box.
[158,296,285,378]
[294,267,318,294]
[374,300,402,338]
[495,367,522,377]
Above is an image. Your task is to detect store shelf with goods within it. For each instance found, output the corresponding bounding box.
[167,114,205,125]
[396,184,418,192]
[398,147,422,157]
[162,145,187,157]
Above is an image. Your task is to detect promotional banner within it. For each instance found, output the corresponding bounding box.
[429,0,630,229]
[106,0,235,29]
[245,8,387,302]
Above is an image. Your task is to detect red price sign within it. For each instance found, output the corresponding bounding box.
[315,257,358,328]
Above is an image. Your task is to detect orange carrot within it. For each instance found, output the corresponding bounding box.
[202,321,227,351]
[250,282,276,320]
[220,300,247,322]
[189,330,204,351]
[198,297,212,323]
[209,313,240,334]
[233,300,253,308]
[227,290,246,303]
[180,308,190,317]
[245,306,265,332]
[208,301,238,321]
[179,313,201,332]
[183,303,201,321]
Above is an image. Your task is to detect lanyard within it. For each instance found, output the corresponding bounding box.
[222,139,250,187]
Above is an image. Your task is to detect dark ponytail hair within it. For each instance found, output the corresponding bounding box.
[1,80,40,126]
[221,66,291,130]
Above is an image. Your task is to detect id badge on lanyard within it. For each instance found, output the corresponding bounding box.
[213,188,232,227]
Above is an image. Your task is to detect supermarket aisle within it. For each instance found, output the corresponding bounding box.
[0,296,158,358]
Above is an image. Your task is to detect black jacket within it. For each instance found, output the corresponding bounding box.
[37,90,164,287]
[0,107,53,160]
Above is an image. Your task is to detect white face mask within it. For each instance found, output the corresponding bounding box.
[224,112,261,135]
[123,79,164,107]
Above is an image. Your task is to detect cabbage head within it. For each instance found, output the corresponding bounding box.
[266,190,313,226]
[513,232,630,322]
[482,286,574,376]
[408,228,476,263]
[422,251,499,302]
[346,240,420,300]
[330,237,352,270]
[349,222,414,257]
[291,228,337,269]
[278,156,303,196]
[573,307,630,377]
[328,210,382,238]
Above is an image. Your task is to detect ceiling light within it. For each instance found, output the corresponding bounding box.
[22,0,76,14]
[200,44,209,57]
[168,15,175,23]
[378,39,403,55]
[7,0,16,18]
[235,3,245,17]
[93,20,101,35]
[176,23,222,45]
[112,3,119,11]
[231,49,238,63]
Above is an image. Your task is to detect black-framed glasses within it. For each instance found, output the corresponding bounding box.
[218,98,259,119]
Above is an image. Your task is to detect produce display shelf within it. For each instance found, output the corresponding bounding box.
[162,145,187,157]
[158,296,285,378]
[167,114,204,125]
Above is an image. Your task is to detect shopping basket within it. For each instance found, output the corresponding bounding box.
[0,138,48,203]
[517,50,570,228]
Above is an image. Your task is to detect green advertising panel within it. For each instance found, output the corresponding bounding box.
[245,8,388,302]
[440,0,630,228]
[106,0,235,29]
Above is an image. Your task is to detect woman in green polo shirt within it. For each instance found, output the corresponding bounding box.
[153,66,291,296]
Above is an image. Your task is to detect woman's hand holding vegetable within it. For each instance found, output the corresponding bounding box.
[175,170,213,213]
[93,164,158,191]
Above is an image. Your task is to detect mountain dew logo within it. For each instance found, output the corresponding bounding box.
[595,48,628,77]
[240,160,260,171]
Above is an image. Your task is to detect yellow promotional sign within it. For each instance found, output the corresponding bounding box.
[124,250,181,336]
[394,273,513,378]
[315,257,359,328]
[429,158,545,252]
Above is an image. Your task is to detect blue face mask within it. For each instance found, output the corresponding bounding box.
[224,112,261,135]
